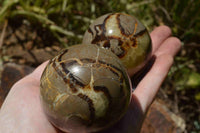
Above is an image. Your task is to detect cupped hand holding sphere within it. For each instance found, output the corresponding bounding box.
[0,24,181,133]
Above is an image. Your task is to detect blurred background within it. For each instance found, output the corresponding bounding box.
[0,0,199,132]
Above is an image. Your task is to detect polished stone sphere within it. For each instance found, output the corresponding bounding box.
[40,44,131,133]
[83,13,152,72]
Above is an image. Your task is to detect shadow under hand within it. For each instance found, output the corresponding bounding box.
[99,95,144,133]
[131,55,156,89]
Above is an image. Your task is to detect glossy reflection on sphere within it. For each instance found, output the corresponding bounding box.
[83,13,152,71]
[40,44,131,133]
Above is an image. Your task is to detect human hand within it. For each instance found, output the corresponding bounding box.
[0,26,181,133]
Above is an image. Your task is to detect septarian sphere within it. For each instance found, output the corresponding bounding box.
[40,44,131,133]
[83,13,152,71]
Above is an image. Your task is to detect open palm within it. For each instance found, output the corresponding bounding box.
[0,26,181,133]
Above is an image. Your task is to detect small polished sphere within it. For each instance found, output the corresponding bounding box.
[83,13,152,71]
[40,44,131,133]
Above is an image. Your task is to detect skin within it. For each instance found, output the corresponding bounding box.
[0,26,181,133]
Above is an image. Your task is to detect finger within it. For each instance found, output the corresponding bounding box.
[130,37,181,84]
[133,54,173,112]
[133,37,181,112]
[128,26,171,77]
[154,37,182,57]
[30,61,49,81]
[150,26,172,54]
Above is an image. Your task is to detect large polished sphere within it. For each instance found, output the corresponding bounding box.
[40,44,131,133]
